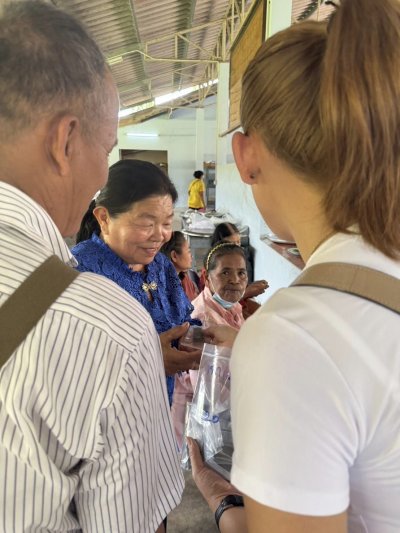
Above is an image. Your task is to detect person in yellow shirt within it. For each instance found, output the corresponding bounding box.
[188,170,206,210]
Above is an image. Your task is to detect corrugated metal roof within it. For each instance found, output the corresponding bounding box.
[292,0,334,22]
[52,0,255,123]
[2,0,335,123]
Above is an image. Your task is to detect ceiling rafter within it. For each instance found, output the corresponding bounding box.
[172,0,197,88]
[37,0,255,123]
[5,0,336,125]
[119,0,255,125]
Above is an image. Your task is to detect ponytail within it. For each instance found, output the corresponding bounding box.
[321,0,400,257]
[241,0,400,258]
[75,199,100,243]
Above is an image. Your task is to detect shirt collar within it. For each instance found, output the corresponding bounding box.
[0,181,77,266]
[306,229,400,279]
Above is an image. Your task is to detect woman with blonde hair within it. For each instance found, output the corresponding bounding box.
[188,1,400,532]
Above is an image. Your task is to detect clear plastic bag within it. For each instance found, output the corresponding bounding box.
[181,343,233,480]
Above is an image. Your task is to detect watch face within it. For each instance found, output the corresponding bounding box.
[215,494,244,528]
[222,495,244,507]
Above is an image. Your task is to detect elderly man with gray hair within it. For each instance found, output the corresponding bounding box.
[0,1,183,531]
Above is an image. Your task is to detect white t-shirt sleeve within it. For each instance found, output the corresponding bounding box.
[230,306,359,516]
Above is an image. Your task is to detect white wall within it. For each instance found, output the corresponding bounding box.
[215,162,300,302]
[211,0,299,301]
[110,96,217,208]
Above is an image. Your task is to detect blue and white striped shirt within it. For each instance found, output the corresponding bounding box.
[0,182,184,532]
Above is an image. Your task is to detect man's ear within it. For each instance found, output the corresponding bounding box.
[46,114,80,176]
[93,206,110,235]
[232,131,258,185]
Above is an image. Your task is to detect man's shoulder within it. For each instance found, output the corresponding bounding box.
[56,270,154,349]
[68,269,149,314]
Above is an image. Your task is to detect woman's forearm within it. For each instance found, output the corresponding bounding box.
[218,506,248,532]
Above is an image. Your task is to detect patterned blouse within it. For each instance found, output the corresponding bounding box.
[72,233,198,402]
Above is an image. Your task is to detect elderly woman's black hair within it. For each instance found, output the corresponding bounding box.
[76,159,178,243]
[204,241,246,273]
[210,222,241,247]
[160,231,186,259]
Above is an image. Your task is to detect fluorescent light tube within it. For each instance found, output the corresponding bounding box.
[126,133,159,138]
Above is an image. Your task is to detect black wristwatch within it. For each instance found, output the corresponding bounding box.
[215,494,244,530]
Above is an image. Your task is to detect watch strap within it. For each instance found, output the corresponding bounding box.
[215,494,244,530]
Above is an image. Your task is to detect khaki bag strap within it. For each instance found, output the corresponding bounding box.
[0,255,79,369]
[292,262,400,314]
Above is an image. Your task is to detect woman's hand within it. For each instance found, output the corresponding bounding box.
[159,323,202,375]
[188,438,248,533]
[241,298,261,319]
[202,324,238,347]
[187,437,242,513]
[243,280,269,299]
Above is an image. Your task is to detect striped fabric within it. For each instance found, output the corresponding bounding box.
[0,182,184,532]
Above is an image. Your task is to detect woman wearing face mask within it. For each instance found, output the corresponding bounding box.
[170,242,247,448]
[191,242,247,328]
[198,224,268,317]
[72,159,201,405]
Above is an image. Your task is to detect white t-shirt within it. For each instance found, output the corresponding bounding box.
[231,232,400,533]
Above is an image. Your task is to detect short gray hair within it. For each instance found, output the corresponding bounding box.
[0,0,109,139]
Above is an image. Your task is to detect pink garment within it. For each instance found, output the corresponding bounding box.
[191,286,245,329]
[170,372,193,450]
[171,287,244,449]
[179,271,199,302]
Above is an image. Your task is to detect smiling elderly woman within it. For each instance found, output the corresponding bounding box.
[72,159,201,404]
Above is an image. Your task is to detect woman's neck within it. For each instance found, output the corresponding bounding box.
[128,263,145,272]
[293,221,336,262]
[274,175,335,262]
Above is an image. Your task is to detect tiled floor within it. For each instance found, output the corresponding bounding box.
[168,470,218,532]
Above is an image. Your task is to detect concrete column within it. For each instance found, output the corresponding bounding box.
[266,0,292,38]
[216,62,230,170]
[195,107,205,170]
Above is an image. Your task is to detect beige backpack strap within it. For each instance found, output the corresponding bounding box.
[0,255,79,368]
[292,262,400,314]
